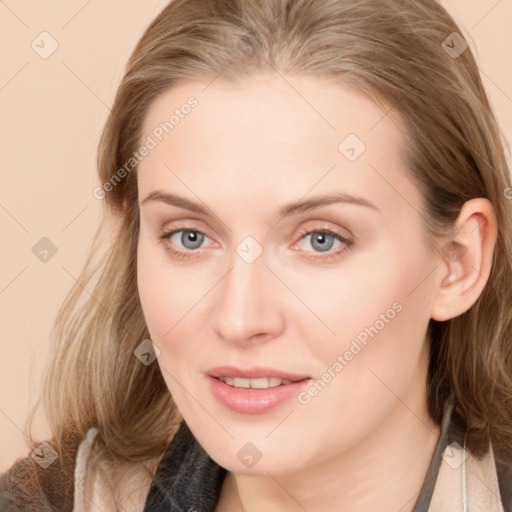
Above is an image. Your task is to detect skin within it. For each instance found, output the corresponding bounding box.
[136,72,497,512]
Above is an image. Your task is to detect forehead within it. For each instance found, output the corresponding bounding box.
[137,73,421,218]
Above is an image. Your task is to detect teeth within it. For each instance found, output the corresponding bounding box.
[218,376,293,388]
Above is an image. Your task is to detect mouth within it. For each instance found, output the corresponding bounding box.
[216,376,295,389]
[208,365,310,385]
[207,366,312,414]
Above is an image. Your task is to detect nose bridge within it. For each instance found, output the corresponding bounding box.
[210,247,282,344]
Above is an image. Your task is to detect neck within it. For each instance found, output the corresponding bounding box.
[219,386,440,512]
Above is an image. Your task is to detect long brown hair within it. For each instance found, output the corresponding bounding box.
[24,0,512,505]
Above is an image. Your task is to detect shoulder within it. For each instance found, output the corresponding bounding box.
[0,425,174,512]
[0,433,77,511]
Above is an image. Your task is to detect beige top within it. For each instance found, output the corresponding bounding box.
[72,427,506,511]
[73,427,158,512]
[429,441,505,511]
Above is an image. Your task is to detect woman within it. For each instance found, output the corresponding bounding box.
[1,0,512,510]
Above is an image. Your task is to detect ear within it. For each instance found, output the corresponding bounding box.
[430,198,498,321]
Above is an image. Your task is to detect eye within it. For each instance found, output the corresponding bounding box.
[159,226,353,262]
[293,227,353,262]
[160,228,212,259]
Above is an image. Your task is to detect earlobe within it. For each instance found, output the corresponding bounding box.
[430,198,497,322]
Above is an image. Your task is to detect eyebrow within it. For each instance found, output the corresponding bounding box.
[140,190,381,217]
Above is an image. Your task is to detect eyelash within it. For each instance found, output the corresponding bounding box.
[158,226,354,262]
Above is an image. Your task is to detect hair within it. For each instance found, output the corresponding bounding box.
[23,0,512,506]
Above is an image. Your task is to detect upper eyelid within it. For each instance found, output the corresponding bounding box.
[161,218,353,238]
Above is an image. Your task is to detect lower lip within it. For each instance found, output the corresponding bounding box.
[208,375,312,414]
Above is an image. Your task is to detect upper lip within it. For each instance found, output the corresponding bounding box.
[207,366,311,382]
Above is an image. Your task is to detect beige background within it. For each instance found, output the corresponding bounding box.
[1,0,511,472]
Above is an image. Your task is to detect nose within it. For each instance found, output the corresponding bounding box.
[209,250,285,346]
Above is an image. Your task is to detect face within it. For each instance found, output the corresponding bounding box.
[136,73,439,475]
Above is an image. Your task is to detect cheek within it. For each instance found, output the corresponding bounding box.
[137,259,171,340]
[290,255,433,454]
[137,245,185,377]
[136,248,195,400]
[136,238,221,403]
[137,239,202,340]
[288,241,432,349]
[301,240,434,389]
